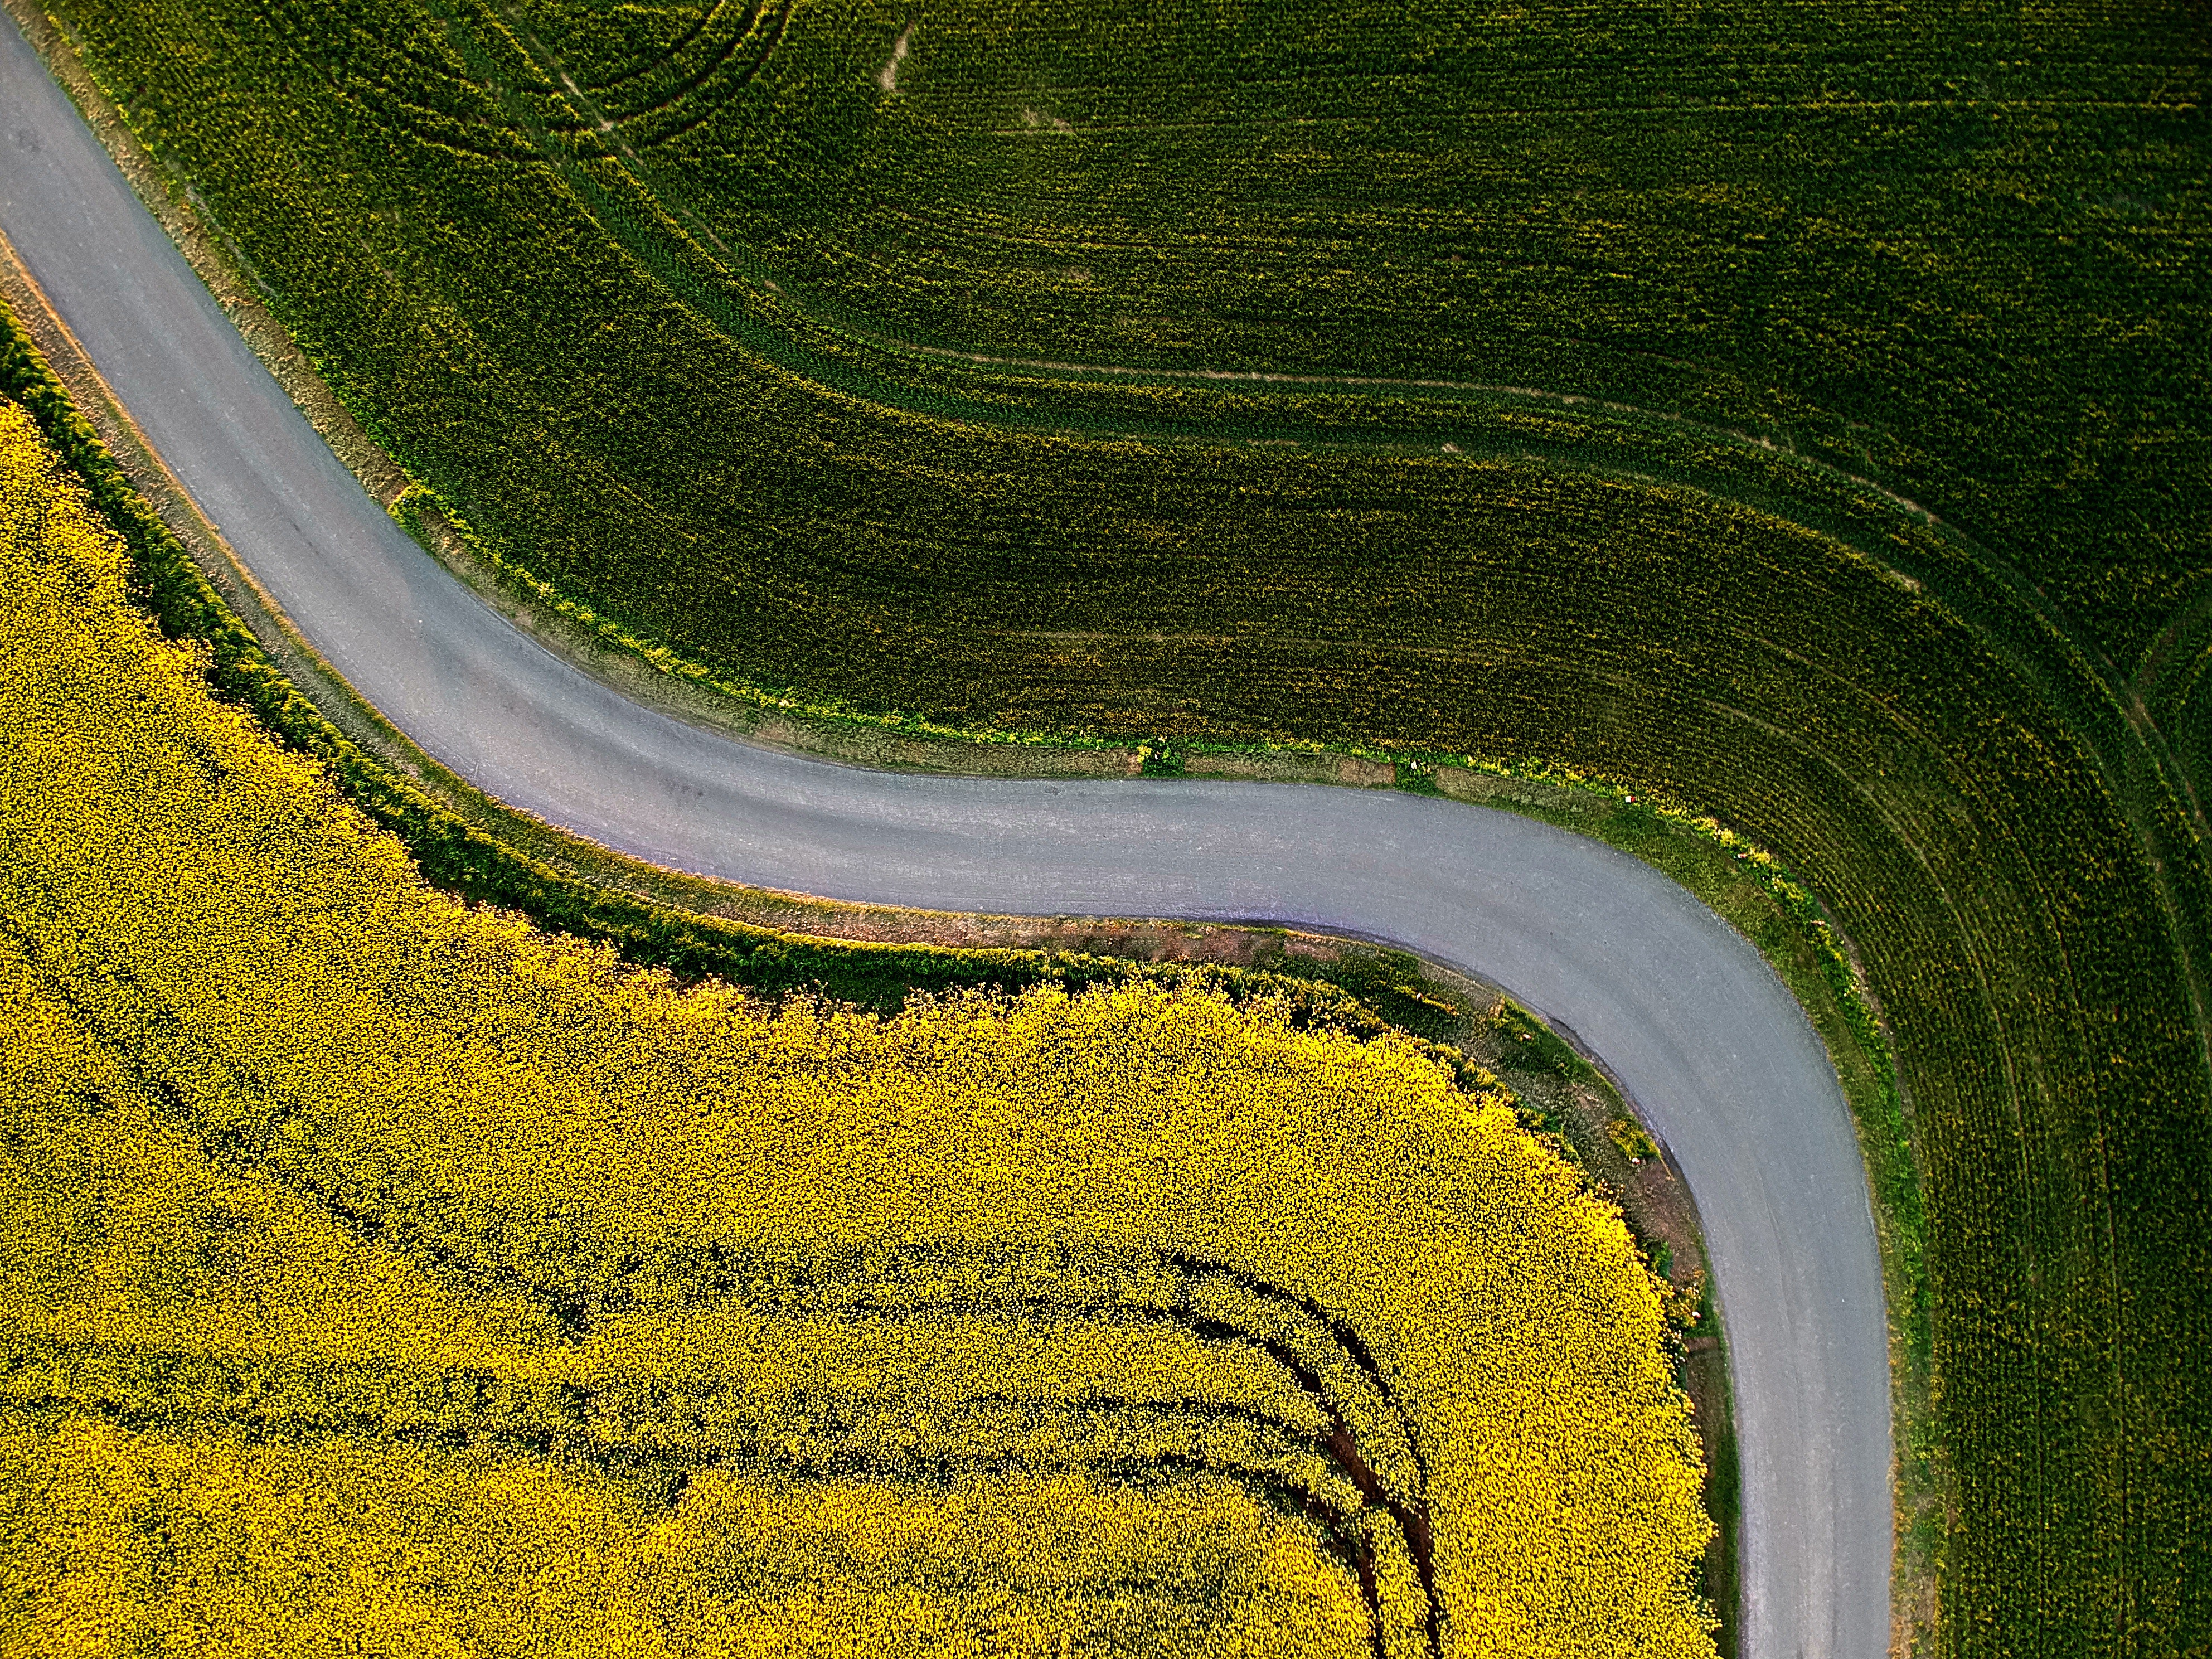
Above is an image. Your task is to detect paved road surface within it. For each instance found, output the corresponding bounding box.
[2,16,1889,1654]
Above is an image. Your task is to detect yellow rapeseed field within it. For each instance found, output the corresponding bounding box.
[0,395,1715,1656]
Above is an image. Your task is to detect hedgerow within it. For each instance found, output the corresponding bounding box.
[0,395,1715,1655]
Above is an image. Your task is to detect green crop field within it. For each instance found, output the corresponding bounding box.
[16,0,2212,1652]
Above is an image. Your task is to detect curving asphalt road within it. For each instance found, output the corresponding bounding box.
[3,14,1888,1655]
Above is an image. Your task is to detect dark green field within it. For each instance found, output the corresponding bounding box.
[31,0,2210,1651]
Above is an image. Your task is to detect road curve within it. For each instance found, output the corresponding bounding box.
[2,16,1888,1656]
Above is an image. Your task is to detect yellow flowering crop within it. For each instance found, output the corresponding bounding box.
[0,396,1715,1656]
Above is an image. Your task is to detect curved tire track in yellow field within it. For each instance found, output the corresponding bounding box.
[1,16,1888,1656]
